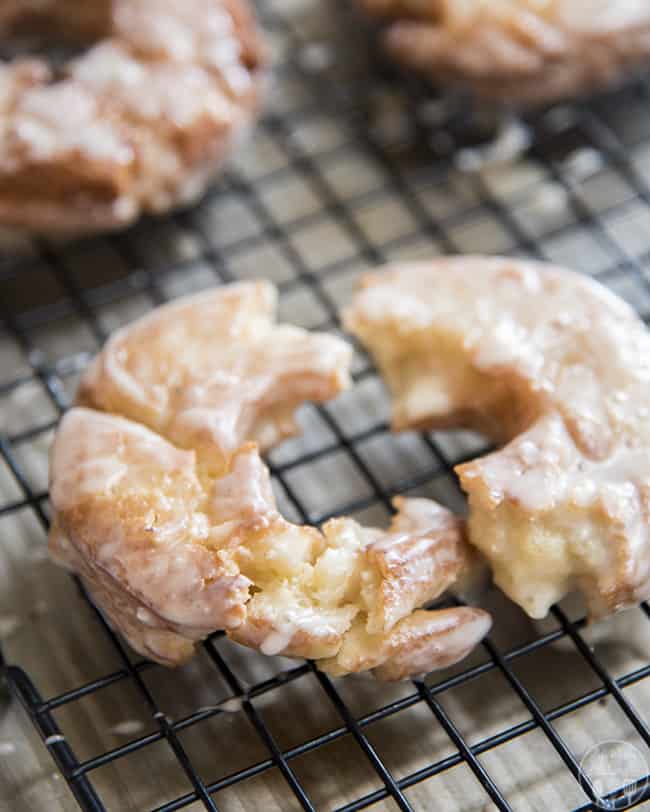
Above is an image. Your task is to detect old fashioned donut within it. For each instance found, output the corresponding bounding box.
[49,281,490,677]
[345,257,650,620]
[0,0,264,237]
[356,0,650,105]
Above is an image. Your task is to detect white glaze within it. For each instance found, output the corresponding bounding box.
[81,281,352,462]
[50,407,197,513]
[346,257,650,619]
[260,623,296,656]
[210,445,276,521]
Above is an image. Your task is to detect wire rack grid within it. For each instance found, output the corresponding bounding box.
[3,0,650,810]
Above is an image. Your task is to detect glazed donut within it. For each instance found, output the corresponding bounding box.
[344,257,650,620]
[0,0,264,237]
[356,0,650,105]
[49,281,490,677]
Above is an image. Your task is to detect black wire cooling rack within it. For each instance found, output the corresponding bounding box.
[4,1,650,811]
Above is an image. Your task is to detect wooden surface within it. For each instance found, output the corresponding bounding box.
[3,0,650,808]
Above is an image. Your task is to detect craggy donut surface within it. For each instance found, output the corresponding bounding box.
[345,257,650,619]
[0,0,264,237]
[356,0,650,105]
[49,281,491,678]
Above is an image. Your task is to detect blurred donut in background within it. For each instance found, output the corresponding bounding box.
[0,0,265,238]
[355,0,650,106]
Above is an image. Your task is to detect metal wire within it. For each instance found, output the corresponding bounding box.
[3,1,650,810]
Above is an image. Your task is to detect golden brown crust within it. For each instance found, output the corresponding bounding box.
[0,0,265,237]
[77,280,352,468]
[356,0,650,105]
[49,280,490,677]
[345,256,650,620]
[359,495,477,632]
[49,409,253,664]
[321,607,492,681]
